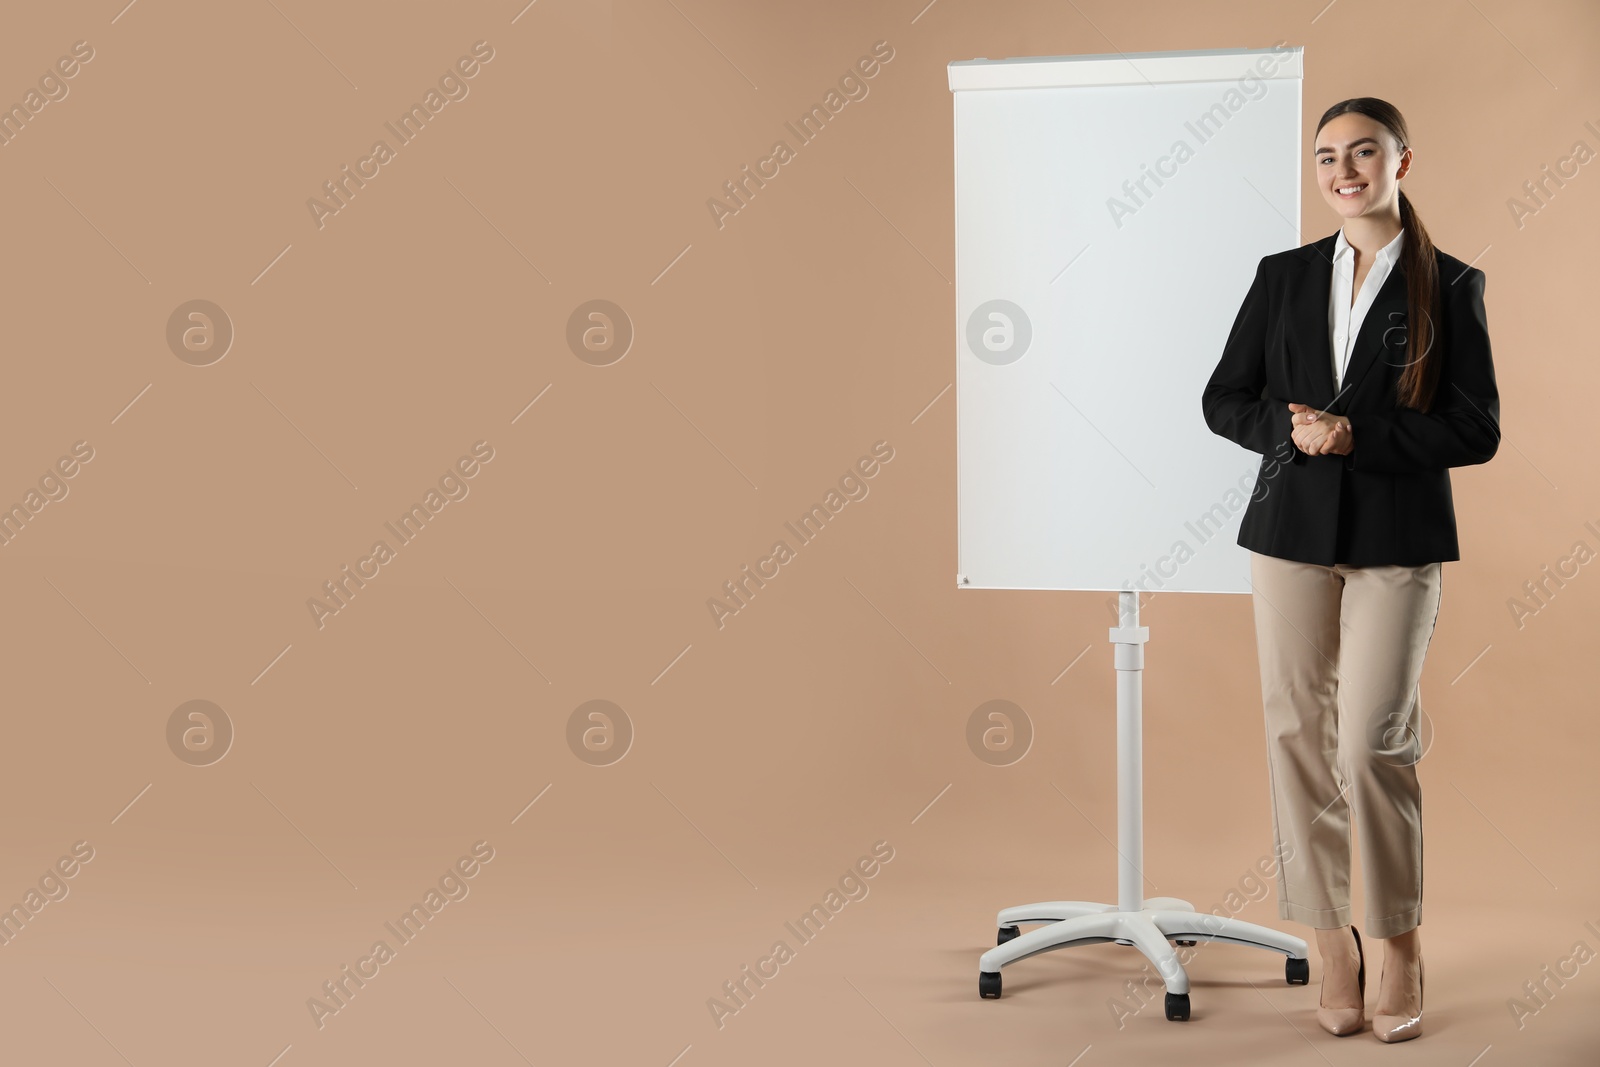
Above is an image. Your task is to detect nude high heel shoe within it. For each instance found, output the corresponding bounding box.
[1316,925,1366,1036]
[1373,954,1423,1043]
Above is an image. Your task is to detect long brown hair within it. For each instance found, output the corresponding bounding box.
[1315,98,1440,412]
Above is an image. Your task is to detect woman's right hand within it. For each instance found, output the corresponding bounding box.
[1288,402,1353,455]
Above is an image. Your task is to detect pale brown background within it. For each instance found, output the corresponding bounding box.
[1,1,1596,1064]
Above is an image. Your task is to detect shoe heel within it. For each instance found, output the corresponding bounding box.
[1353,926,1365,1000]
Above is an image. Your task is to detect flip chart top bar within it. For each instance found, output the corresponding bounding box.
[948,46,1303,92]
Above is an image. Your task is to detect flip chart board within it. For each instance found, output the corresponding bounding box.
[950,46,1303,594]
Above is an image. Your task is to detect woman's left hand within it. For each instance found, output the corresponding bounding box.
[1288,402,1353,455]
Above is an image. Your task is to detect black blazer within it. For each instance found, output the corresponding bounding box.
[1201,231,1500,567]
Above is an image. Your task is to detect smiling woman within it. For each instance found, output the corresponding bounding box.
[1202,95,1502,1046]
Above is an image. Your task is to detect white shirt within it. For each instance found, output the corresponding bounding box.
[1328,226,1404,391]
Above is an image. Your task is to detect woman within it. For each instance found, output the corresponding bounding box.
[1200,98,1500,1043]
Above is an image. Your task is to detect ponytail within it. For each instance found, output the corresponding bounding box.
[1396,188,1441,411]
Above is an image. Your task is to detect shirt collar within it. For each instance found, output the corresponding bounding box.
[1333,226,1405,266]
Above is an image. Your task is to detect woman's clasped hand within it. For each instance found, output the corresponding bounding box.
[1288,402,1354,455]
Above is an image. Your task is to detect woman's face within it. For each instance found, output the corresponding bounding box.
[1314,112,1411,221]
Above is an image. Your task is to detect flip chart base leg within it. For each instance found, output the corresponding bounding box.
[975,591,1310,1019]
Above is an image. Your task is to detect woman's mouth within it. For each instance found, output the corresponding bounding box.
[1336,183,1368,199]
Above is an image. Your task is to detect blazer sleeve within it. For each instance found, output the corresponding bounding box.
[1202,256,1297,456]
[1346,267,1501,474]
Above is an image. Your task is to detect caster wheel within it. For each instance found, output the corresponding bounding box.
[1286,956,1309,985]
[1175,939,1197,946]
[1165,992,1190,1021]
[997,925,1020,946]
[979,970,1002,999]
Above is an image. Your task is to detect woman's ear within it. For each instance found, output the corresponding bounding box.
[1394,145,1412,182]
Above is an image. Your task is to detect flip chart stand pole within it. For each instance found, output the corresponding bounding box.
[976,590,1310,1021]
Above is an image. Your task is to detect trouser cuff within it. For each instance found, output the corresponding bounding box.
[1280,900,1351,929]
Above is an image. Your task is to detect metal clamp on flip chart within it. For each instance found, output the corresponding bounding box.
[1108,621,1149,671]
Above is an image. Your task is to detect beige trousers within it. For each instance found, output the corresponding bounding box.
[1248,550,1443,940]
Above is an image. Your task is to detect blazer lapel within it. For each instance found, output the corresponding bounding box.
[1287,232,1410,417]
[1286,234,1337,412]
[1330,258,1409,413]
